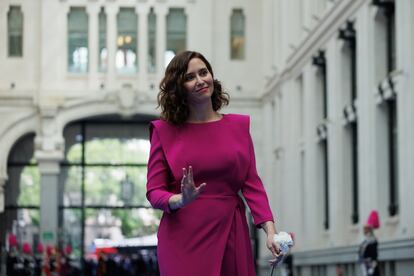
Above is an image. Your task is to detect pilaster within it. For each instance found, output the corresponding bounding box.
[302,63,324,248]
[87,5,101,89]
[34,107,64,246]
[106,5,119,89]
[326,37,347,246]
[355,2,377,229]
[0,176,6,213]
[155,6,168,79]
[396,0,414,237]
[137,5,149,86]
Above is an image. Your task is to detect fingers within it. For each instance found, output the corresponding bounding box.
[182,167,187,179]
[273,244,281,257]
[196,183,207,194]
[267,240,281,258]
[269,245,278,257]
[182,166,194,186]
[181,165,206,194]
[188,166,193,181]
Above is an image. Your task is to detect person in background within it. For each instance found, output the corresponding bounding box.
[34,243,44,276]
[359,210,380,276]
[146,50,281,275]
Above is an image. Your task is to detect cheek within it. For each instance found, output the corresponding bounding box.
[183,82,193,93]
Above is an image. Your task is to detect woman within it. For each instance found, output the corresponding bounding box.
[359,210,380,276]
[146,51,281,275]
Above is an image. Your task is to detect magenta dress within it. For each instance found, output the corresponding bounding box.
[146,113,274,276]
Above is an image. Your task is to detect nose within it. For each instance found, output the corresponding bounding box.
[195,75,204,86]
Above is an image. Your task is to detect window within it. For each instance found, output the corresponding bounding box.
[339,21,359,224]
[166,8,186,66]
[230,9,245,60]
[148,8,156,73]
[373,0,398,216]
[61,119,161,261]
[7,6,23,57]
[98,7,107,73]
[313,50,329,230]
[68,7,89,73]
[116,8,138,74]
[0,134,41,255]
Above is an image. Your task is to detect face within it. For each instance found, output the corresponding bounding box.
[183,58,214,105]
[363,225,372,236]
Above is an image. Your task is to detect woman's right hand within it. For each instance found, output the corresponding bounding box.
[180,166,206,207]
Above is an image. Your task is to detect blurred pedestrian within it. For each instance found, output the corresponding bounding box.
[359,210,380,276]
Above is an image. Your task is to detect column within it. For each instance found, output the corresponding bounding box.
[34,110,64,247]
[106,5,119,89]
[355,3,377,221]
[87,5,100,89]
[0,176,6,213]
[262,0,273,75]
[155,6,168,78]
[183,7,195,51]
[302,63,322,248]
[262,98,274,208]
[396,0,414,236]
[137,5,149,86]
[326,37,347,245]
[272,0,281,71]
[37,157,61,246]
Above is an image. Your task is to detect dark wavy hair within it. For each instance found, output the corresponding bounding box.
[157,51,230,124]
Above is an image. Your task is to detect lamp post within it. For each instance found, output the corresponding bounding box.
[120,175,134,204]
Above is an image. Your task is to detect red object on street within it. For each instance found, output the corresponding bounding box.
[8,234,18,247]
[366,210,380,229]
[37,242,44,254]
[64,245,73,255]
[96,247,118,255]
[22,242,32,254]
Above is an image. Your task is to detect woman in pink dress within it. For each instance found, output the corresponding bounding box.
[146,51,281,275]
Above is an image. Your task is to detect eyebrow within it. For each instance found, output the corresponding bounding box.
[186,67,207,74]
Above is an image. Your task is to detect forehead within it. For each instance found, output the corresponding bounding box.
[186,58,208,73]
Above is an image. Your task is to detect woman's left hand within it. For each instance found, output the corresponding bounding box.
[266,233,281,259]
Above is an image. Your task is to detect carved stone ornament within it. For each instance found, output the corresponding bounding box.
[118,83,137,111]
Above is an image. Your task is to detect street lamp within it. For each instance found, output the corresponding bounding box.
[120,175,134,204]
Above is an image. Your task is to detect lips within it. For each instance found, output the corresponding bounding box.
[196,87,209,93]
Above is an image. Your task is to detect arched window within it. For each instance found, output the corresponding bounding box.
[0,134,40,252]
[165,8,186,66]
[230,9,245,60]
[68,7,89,73]
[116,8,138,74]
[8,6,23,57]
[98,7,107,73]
[147,7,157,73]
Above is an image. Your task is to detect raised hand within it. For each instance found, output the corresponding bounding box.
[180,166,207,207]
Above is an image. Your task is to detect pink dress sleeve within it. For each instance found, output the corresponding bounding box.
[241,119,275,227]
[146,123,175,213]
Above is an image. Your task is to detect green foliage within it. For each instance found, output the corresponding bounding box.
[63,138,158,240]
[18,166,40,205]
[112,209,160,238]
[29,210,40,227]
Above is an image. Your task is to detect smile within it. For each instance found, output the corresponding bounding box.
[196,87,209,93]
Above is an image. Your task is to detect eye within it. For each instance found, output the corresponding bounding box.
[184,74,195,82]
[199,69,209,76]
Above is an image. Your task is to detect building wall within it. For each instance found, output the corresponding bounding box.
[260,0,414,275]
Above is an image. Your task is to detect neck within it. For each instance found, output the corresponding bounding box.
[187,102,220,123]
